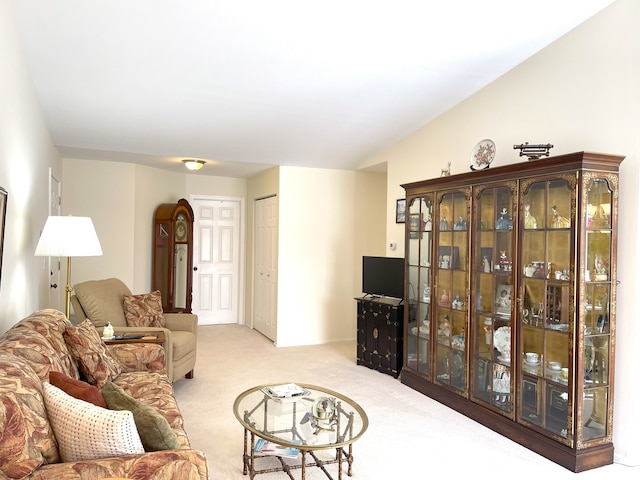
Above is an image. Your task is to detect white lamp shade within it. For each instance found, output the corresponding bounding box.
[35,216,103,257]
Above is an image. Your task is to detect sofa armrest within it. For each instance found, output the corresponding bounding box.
[108,343,166,375]
[28,449,209,480]
[164,313,198,333]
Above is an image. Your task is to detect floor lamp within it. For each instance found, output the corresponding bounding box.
[35,215,103,319]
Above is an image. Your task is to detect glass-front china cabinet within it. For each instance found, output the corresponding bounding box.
[401,152,623,472]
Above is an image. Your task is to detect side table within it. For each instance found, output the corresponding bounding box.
[104,331,166,348]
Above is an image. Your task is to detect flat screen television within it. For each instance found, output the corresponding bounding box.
[362,256,405,300]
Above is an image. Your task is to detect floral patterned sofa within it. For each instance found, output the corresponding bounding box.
[0,309,208,480]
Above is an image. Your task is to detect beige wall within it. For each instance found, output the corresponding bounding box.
[370,0,639,466]
[0,0,61,332]
[62,158,248,296]
[275,166,386,346]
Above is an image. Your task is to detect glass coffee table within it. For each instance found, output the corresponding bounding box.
[233,383,368,480]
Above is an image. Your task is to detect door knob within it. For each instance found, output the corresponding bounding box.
[193,267,198,271]
[50,283,58,289]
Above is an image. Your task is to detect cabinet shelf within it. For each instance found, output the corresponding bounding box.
[402,151,623,472]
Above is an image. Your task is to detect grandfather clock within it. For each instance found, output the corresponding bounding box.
[153,198,194,313]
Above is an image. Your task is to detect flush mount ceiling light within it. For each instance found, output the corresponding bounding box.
[182,159,206,171]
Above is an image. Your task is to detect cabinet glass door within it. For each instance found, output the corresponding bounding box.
[519,176,575,442]
[580,175,615,444]
[471,184,516,415]
[406,195,434,377]
[435,190,469,392]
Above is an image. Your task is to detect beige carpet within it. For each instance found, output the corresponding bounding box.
[173,325,637,480]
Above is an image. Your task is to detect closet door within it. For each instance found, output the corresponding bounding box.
[253,195,278,341]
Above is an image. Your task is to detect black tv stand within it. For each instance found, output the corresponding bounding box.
[355,296,404,378]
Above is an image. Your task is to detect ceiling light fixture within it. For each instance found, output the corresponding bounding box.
[182,159,205,171]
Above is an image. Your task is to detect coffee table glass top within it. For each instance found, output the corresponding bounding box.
[233,383,368,451]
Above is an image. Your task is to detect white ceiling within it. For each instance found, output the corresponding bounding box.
[10,0,615,178]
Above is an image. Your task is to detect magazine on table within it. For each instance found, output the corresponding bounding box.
[254,438,301,458]
[263,383,308,398]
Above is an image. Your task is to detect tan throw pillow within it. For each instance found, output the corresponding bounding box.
[63,319,122,389]
[101,381,180,452]
[43,382,144,462]
[122,290,166,328]
[0,394,44,479]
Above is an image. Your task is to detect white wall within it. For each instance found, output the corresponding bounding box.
[0,0,62,333]
[369,0,639,467]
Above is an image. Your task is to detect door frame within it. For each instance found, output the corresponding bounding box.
[189,194,245,325]
[48,167,63,312]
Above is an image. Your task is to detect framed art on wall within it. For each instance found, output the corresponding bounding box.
[0,187,7,287]
[396,199,406,223]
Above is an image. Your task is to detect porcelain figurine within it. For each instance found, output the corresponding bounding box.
[524,203,537,229]
[423,283,431,303]
[495,207,513,230]
[483,256,491,273]
[452,294,463,310]
[439,214,449,231]
[440,289,449,306]
[454,216,467,230]
[102,322,114,340]
[551,205,570,228]
[438,315,451,338]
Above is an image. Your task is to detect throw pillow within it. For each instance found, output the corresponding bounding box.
[49,371,107,408]
[0,394,44,479]
[101,381,180,451]
[122,290,166,328]
[63,319,122,389]
[43,382,144,462]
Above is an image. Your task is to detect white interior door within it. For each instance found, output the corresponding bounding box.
[48,169,63,312]
[191,196,242,325]
[253,195,278,341]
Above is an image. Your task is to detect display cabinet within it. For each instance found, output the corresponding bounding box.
[355,297,403,378]
[401,151,624,472]
[153,198,194,313]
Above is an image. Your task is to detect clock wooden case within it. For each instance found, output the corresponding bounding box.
[153,198,194,313]
[402,151,623,472]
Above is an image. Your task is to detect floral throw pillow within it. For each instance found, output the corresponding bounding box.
[63,319,122,389]
[122,290,166,328]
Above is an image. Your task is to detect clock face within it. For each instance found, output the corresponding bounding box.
[175,221,188,242]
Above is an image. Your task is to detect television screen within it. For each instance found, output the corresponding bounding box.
[362,256,405,299]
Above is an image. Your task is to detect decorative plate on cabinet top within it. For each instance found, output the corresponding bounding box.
[493,326,511,358]
[470,139,496,171]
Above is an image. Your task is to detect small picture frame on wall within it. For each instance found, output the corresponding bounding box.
[396,199,406,223]
[0,187,7,288]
